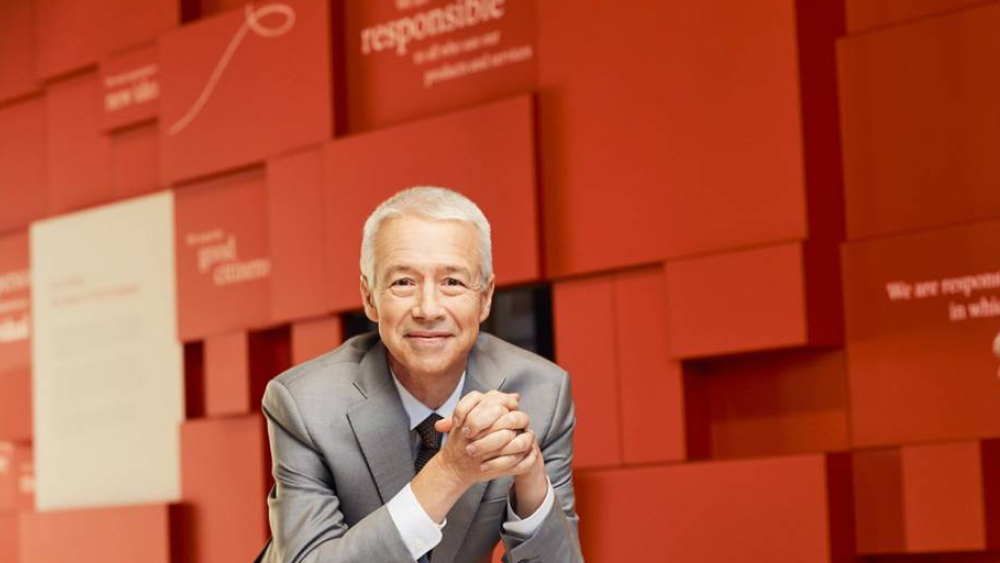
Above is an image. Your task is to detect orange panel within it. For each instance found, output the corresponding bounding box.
[180,416,269,563]
[0,0,40,103]
[613,267,685,464]
[291,316,342,365]
[46,72,112,215]
[685,349,850,460]
[0,513,17,563]
[852,448,906,554]
[837,3,1000,239]
[553,276,621,468]
[0,442,33,513]
[574,454,853,562]
[843,221,1000,447]
[19,504,173,563]
[341,0,535,132]
[109,123,159,200]
[323,96,539,311]
[667,243,809,359]
[158,0,332,183]
[204,331,250,417]
[0,95,47,233]
[0,232,31,441]
[174,169,271,341]
[844,0,985,33]
[99,43,159,132]
[267,148,329,324]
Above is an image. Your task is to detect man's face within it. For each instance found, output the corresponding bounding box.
[360,214,494,380]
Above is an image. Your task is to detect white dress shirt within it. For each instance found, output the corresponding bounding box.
[385,369,555,561]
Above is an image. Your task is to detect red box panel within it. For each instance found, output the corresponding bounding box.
[341,0,535,132]
[0,513,17,563]
[537,0,830,277]
[0,442,33,513]
[575,454,854,562]
[837,3,1000,239]
[180,416,269,563]
[552,275,621,468]
[99,43,160,132]
[323,95,539,311]
[684,349,851,460]
[174,169,271,341]
[0,232,31,441]
[852,448,906,554]
[109,122,160,200]
[46,72,112,215]
[667,243,809,359]
[18,504,173,563]
[204,331,250,417]
[844,0,985,33]
[0,0,40,103]
[843,221,1000,447]
[35,0,177,80]
[613,267,686,464]
[158,0,332,184]
[291,315,342,365]
[0,95,47,233]
[266,148,328,324]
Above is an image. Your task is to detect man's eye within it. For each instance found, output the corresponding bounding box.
[391,279,414,286]
[444,278,465,287]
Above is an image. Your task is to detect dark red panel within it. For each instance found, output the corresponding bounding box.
[323,96,538,311]
[852,448,906,554]
[19,504,173,563]
[174,169,271,341]
[159,0,332,184]
[844,0,986,33]
[46,72,112,215]
[267,148,328,324]
[843,221,1000,447]
[203,331,250,417]
[538,0,819,276]
[109,123,160,200]
[0,232,31,441]
[666,243,809,359]
[685,349,850,460]
[0,95,47,234]
[35,0,177,80]
[613,267,685,464]
[99,43,159,132]
[291,316,342,365]
[552,276,621,468]
[575,454,854,562]
[837,3,1000,239]
[341,0,535,132]
[0,442,33,513]
[0,0,40,102]
[180,416,269,563]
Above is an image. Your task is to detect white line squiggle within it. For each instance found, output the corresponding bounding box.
[167,2,296,136]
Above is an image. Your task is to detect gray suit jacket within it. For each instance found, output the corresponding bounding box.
[256,332,584,563]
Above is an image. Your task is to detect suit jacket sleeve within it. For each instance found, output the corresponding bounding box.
[499,371,585,563]
[260,379,414,563]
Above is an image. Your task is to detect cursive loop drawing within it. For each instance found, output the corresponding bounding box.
[166,2,297,137]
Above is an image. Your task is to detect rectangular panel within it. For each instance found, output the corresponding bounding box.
[0,0,40,102]
[575,454,853,562]
[843,221,1000,447]
[203,331,250,417]
[342,0,535,132]
[0,513,17,563]
[180,416,269,563]
[0,442,34,512]
[323,95,539,311]
[837,3,1000,239]
[0,229,30,441]
[845,0,985,33]
[666,243,808,358]
[552,276,621,468]
[100,43,160,132]
[267,148,329,324]
[174,169,271,341]
[35,0,177,79]
[31,191,183,510]
[19,504,173,563]
[852,448,906,554]
[0,95,47,233]
[159,0,332,183]
[613,267,685,464]
[291,315,342,365]
[109,122,160,200]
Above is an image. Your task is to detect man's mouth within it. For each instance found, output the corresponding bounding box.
[405,331,452,340]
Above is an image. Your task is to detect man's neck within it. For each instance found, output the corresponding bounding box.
[388,354,465,410]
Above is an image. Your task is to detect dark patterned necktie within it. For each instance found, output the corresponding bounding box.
[414,413,443,473]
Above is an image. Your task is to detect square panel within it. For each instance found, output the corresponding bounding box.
[18,504,173,563]
[0,95,47,233]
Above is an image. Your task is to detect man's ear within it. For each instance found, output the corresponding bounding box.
[360,274,379,322]
[478,274,496,323]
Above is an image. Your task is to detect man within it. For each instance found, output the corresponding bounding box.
[256,187,584,563]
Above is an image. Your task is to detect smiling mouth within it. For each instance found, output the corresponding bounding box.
[406,332,452,340]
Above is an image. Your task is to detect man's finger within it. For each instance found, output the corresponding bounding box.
[485,410,529,434]
[464,403,509,437]
[490,429,534,458]
[435,416,454,434]
[452,391,484,427]
[479,451,529,473]
[466,428,517,456]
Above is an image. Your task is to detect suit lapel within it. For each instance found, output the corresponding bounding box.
[346,340,415,504]
[433,338,506,563]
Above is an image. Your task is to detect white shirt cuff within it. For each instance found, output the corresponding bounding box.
[502,476,554,538]
[386,482,445,560]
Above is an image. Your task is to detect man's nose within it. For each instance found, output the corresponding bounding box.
[412,282,444,319]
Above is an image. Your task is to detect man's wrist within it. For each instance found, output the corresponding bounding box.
[512,457,548,518]
[411,454,473,523]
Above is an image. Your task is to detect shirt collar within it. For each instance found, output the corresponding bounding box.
[390,368,466,431]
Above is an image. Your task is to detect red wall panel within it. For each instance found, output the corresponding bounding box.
[0,232,31,441]
[159,0,332,184]
[109,123,160,200]
[174,169,271,341]
[18,504,174,563]
[837,3,1000,239]
[291,316,343,365]
[180,416,269,563]
[575,454,854,562]
[0,442,33,513]
[323,95,539,311]
[204,331,251,417]
[843,221,1000,447]
[0,513,17,563]
[0,95,47,234]
[553,276,622,468]
[99,43,160,132]
[844,0,986,33]
[0,0,40,103]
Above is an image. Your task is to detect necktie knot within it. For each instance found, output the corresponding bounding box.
[416,413,443,449]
